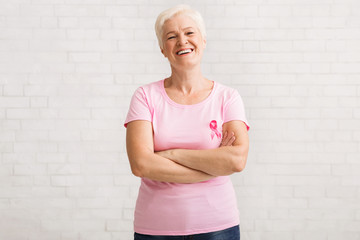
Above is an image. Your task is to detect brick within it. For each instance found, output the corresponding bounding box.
[305,29,337,39]
[0,164,13,176]
[48,164,81,175]
[332,63,360,73]
[243,40,260,52]
[294,186,325,197]
[324,141,358,153]
[294,40,326,51]
[106,220,132,231]
[331,5,352,16]
[245,17,278,28]
[255,219,305,231]
[305,119,338,130]
[51,176,84,187]
[308,198,340,209]
[82,164,114,175]
[328,232,360,240]
[0,229,35,239]
[289,209,324,220]
[306,97,338,107]
[259,5,292,17]
[347,153,360,163]
[293,5,330,17]
[205,5,225,16]
[84,176,114,186]
[339,52,360,62]
[316,131,352,142]
[324,86,357,96]
[326,186,357,198]
[341,176,360,186]
[268,164,331,176]
[245,232,293,240]
[3,84,24,96]
[256,29,304,40]
[0,97,29,108]
[69,52,101,62]
[339,120,360,130]
[79,232,111,240]
[260,41,292,52]
[225,5,258,17]
[42,219,74,231]
[294,232,327,240]
[105,6,138,17]
[66,28,100,39]
[271,97,305,107]
[278,63,311,73]
[276,176,340,186]
[6,109,39,119]
[33,176,51,186]
[280,16,312,28]
[0,130,15,142]
[14,164,47,175]
[313,17,347,28]
[19,4,54,16]
[257,85,290,96]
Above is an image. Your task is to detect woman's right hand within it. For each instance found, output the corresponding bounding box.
[220,131,236,147]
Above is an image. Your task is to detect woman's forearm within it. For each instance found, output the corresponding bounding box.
[134,151,216,184]
[156,146,246,176]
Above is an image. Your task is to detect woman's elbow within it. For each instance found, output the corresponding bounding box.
[129,159,146,178]
[231,148,248,172]
[232,157,246,172]
[131,166,143,177]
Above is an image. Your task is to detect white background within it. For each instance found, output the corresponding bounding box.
[1,0,360,239]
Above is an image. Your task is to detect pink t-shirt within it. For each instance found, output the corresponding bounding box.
[124,79,250,235]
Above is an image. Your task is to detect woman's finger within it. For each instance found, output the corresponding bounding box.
[221,131,235,146]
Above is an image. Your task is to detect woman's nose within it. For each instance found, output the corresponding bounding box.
[177,34,188,45]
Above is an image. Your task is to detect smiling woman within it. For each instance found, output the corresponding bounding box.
[155,5,206,49]
[124,4,250,240]
[160,14,206,71]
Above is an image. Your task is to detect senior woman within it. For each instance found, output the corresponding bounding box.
[124,4,250,240]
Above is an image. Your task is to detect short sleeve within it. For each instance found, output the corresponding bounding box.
[224,90,250,131]
[124,87,152,128]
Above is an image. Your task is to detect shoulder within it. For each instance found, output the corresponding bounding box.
[139,79,163,91]
[214,81,241,100]
[130,80,164,109]
[134,79,163,97]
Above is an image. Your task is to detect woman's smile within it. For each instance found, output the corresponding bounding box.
[176,48,194,56]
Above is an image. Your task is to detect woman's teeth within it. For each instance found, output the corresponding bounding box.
[177,49,192,55]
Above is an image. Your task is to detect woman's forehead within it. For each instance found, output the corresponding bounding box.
[163,15,197,32]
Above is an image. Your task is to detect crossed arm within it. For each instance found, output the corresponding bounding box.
[126,120,249,184]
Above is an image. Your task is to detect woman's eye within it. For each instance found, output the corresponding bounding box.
[167,36,176,40]
[187,32,194,35]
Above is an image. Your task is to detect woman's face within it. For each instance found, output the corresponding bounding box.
[161,14,206,70]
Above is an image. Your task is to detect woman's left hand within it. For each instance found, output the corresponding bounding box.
[220,131,235,147]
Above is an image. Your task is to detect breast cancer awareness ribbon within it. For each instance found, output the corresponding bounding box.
[210,120,221,140]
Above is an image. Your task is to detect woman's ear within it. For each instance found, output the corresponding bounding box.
[160,47,167,58]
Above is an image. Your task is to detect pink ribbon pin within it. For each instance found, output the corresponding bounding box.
[210,120,221,140]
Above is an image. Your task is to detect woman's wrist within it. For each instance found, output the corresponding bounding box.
[155,149,174,160]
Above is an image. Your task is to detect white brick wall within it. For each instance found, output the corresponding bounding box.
[1,0,359,239]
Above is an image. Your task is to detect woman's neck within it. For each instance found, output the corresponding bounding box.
[167,66,208,95]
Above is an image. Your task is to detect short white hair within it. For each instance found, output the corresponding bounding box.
[155,4,206,48]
